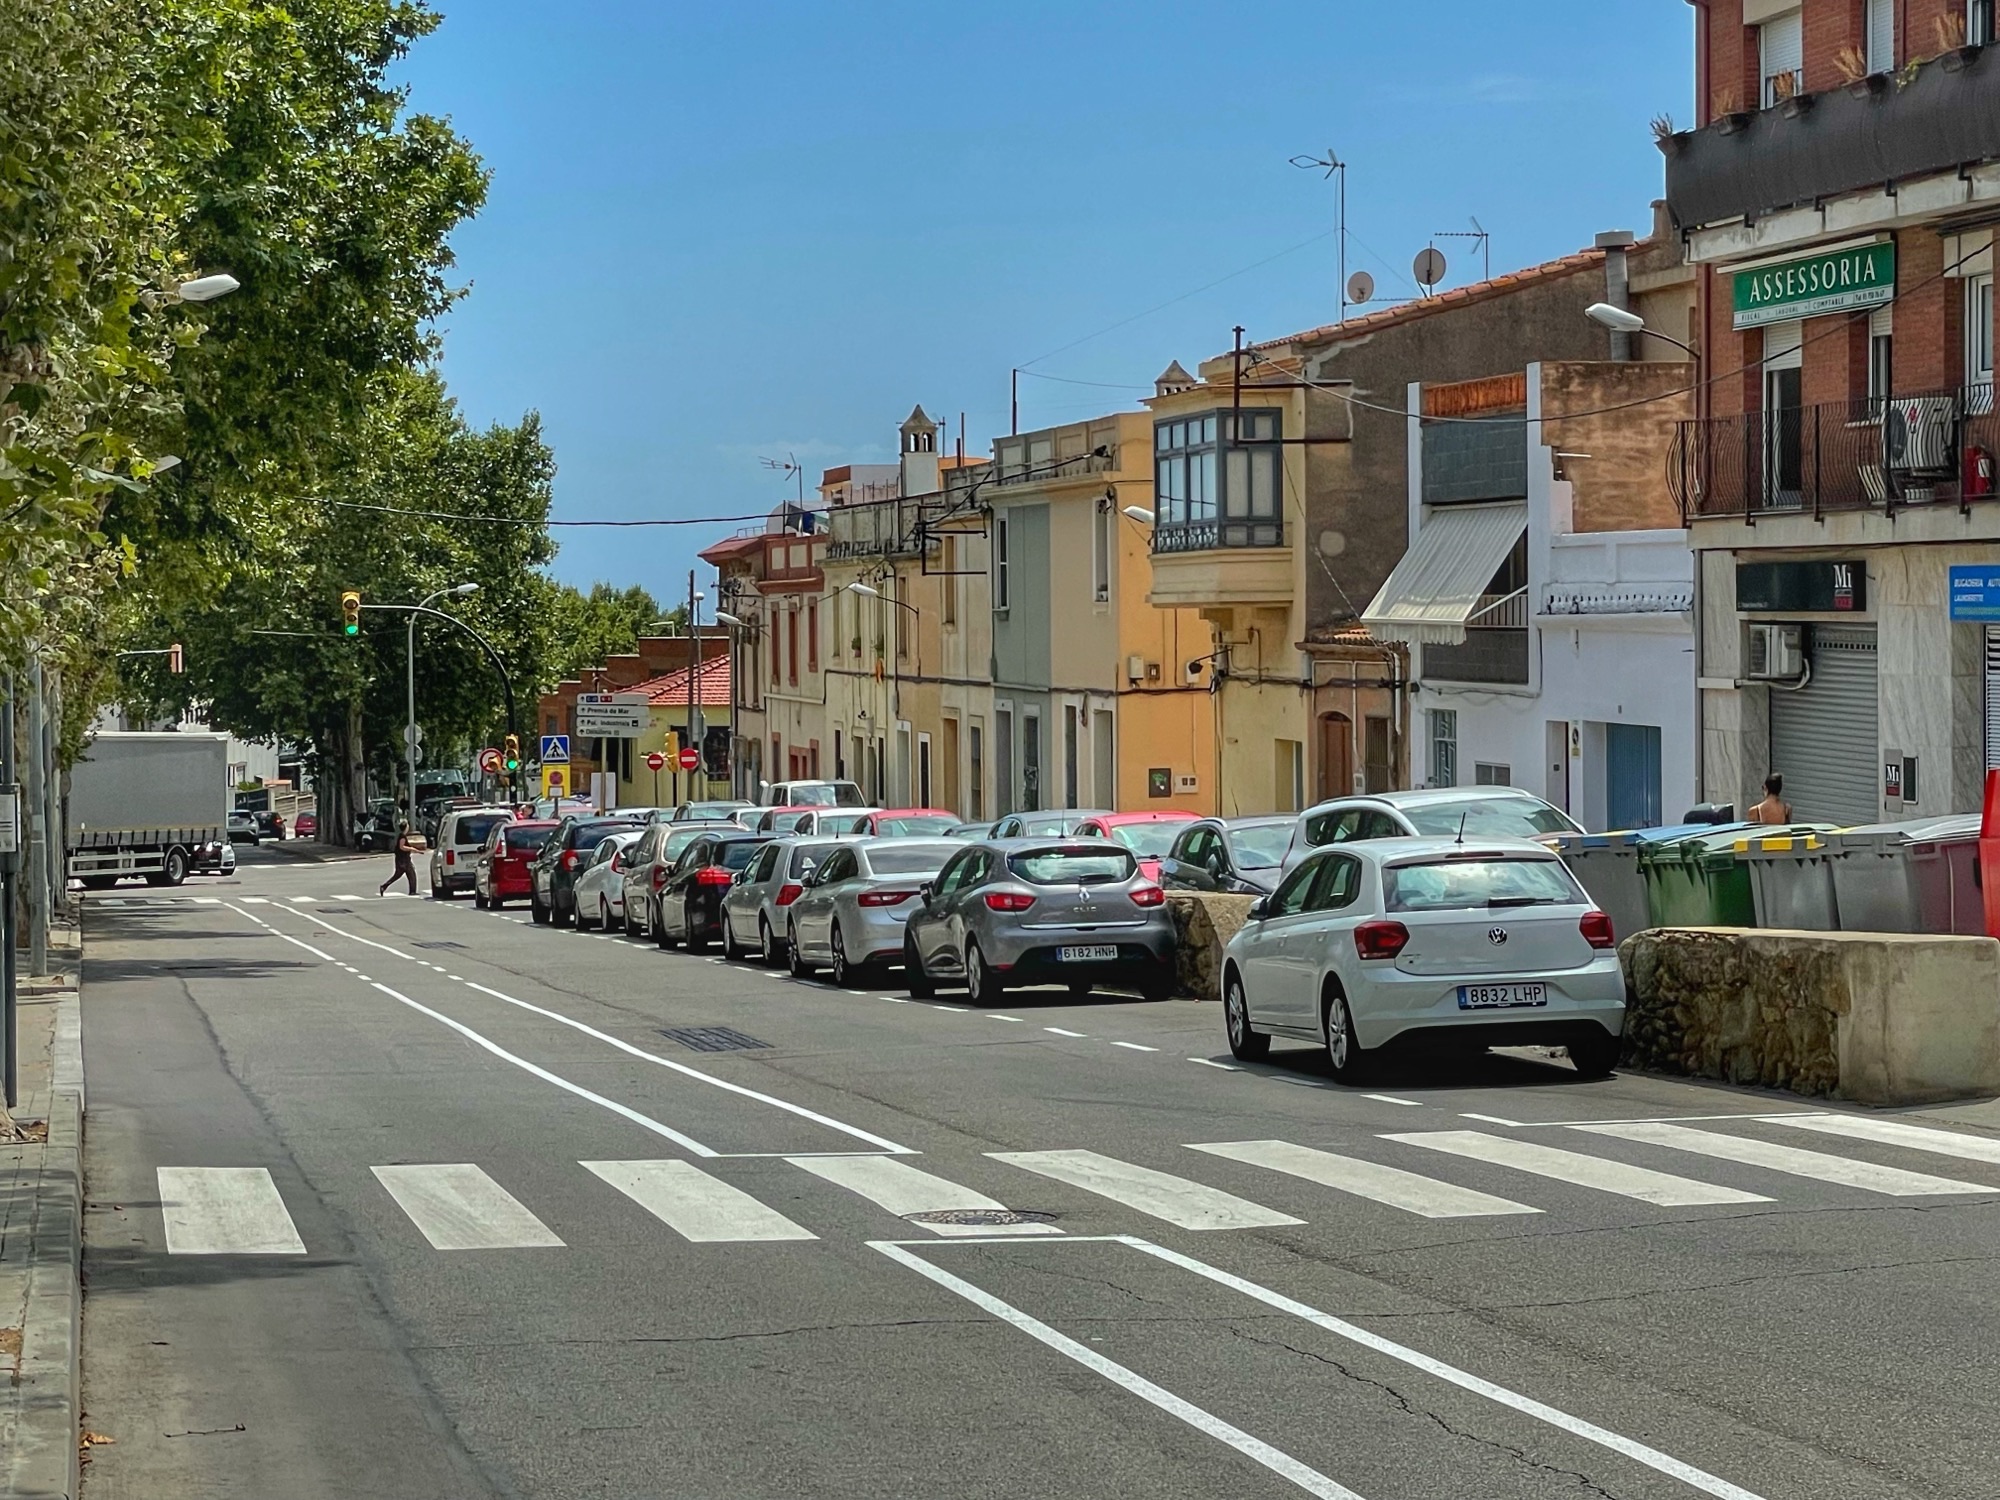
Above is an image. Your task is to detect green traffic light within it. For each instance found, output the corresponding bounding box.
[343,623,359,637]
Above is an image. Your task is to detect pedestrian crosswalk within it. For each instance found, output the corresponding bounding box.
[152,1113,2000,1257]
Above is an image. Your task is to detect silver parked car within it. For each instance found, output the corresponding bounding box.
[429,805,515,899]
[1284,788,1581,867]
[991,809,1109,839]
[785,839,962,985]
[902,839,1176,1004]
[794,807,879,836]
[572,829,643,930]
[719,837,850,965]
[617,822,719,938]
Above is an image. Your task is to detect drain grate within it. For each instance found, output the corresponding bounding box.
[412,940,466,950]
[904,1208,1058,1227]
[659,1025,771,1053]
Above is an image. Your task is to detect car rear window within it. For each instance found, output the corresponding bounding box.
[787,785,839,806]
[1383,857,1583,913]
[1008,848,1136,885]
[575,821,643,851]
[660,828,705,861]
[503,826,553,853]
[1402,797,1575,839]
[866,845,955,874]
[454,814,509,846]
[1106,822,1186,859]
[878,815,959,837]
[816,812,871,834]
[716,841,764,871]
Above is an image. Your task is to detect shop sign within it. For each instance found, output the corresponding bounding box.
[1735,559,1866,613]
[1731,241,1894,329]
[1948,564,2000,621]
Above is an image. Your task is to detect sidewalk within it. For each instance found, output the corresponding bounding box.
[0,926,84,1500]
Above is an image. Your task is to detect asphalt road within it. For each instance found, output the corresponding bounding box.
[72,841,2000,1499]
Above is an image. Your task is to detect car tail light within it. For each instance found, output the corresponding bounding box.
[1128,884,1165,907]
[652,865,669,889]
[561,850,579,870]
[1353,920,1410,961]
[776,882,804,906]
[984,891,1036,912]
[858,889,916,907]
[444,849,455,865]
[1580,910,1616,949]
[695,866,734,886]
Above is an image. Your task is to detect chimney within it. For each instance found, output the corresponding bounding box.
[1154,360,1197,396]
[899,405,940,497]
[1595,229,1637,360]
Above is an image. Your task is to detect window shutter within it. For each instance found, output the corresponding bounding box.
[1760,11,1802,104]
[1865,0,1894,74]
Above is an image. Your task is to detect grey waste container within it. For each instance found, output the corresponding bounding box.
[1827,814,1982,934]
[1735,831,1838,931]
[1551,824,1746,944]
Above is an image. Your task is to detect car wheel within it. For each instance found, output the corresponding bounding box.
[1224,970,1271,1061]
[903,932,935,998]
[474,891,487,909]
[759,916,781,968]
[623,901,640,938]
[1322,987,1371,1084]
[656,899,678,949]
[576,897,597,931]
[683,899,709,953]
[1566,1030,1620,1080]
[831,924,867,988]
[552,891,573,928]
[965,941,1004,1005]
[720,911,743,961]
[787,920,814,978]
[531,893,551,925]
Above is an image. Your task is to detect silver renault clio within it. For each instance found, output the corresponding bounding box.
[902,839,1177,1003]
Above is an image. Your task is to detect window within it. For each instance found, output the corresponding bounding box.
[1063,705,1079,810]
[1868,303,1893,418]
[1975,0,1996,48]
[771,627,781,685]
[894,579,909,660]
[917,731,932,808]
[1760,9,1802,107]
[1430,709,1458,788]
[1092,499,1111,602]
[1152,409,1283,550]
[1968,274,1995,397]
[1267,856,1322,918]
[968,720,984,820]
[786,610,799,685]
[942,537,958,625]
[995,706,1013,817]
[1474,763,1511,787]
[1866,0,1895,73]
[1021,711,1041,811]
[806,602,819,672]
[993,513,1011,609]
[1275,739,1304,813]
[1306,854,1362,912]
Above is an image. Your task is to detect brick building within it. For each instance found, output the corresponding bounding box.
[1666,0,2000,823]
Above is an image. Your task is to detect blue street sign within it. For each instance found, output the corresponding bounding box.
[1949,565,2000,621]
[540,734,571,764]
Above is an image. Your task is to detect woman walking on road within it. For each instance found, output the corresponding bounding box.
[378,812,418,896]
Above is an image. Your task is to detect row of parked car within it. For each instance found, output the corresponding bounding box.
[423,778,1627,1082]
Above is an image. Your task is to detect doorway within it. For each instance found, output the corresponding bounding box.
[1763,322,1803,507]
[1317,712,1353,802]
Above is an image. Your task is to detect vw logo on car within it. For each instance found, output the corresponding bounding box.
[1488,927,1509,945]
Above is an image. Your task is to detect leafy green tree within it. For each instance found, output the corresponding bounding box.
[546,583,671,683]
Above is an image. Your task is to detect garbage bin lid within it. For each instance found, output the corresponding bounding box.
[1727,832,1828,860]
[1828,813,1981,850]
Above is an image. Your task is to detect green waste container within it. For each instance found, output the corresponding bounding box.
[1637,825,1830,928]
[1734,831,1838,931]
[1549,824,1749,944]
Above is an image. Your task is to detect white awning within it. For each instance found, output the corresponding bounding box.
[1361,501,1527,647]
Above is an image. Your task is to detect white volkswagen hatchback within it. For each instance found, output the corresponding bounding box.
[1221,836,1623,1082]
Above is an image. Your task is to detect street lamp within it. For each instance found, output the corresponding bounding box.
[714,610,746,628]
[407,582,479,823]
[1120,505,1157,525]
[1585,301,1696,358]
[174,273,241,303]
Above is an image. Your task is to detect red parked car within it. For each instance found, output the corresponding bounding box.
[1071,811,1200,883]
[475,819,556,910]
[852,807,961,837]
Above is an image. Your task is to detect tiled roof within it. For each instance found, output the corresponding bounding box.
[629,653,733,708]
[697,534,768,566]
[1248,246,1614,354]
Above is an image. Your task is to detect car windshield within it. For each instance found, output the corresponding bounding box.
[503,826,553,853]
[816,812,872,834]
[1401,797,1577,839]
[865,844,956,875]
[716,841,764,871]
[575,821,643,851]
[1009,848,1136,885]
[1019,815,1078,836]
[877,815,959,837]
[787,785,840,806]
[682,803,742,820]
[1229,824,1294,868]
[1384,857,1583,912]
[454,814,509,847]
[1107,822,1187,859]
[660,828,706,861]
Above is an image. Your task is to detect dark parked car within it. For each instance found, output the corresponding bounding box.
[1158,816,1297,896]
[530,814,646,926]
[654,832,770,952]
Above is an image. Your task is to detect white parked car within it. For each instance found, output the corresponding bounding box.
[429,806,515,899]
[1283,787,1582,868]
[1222,836,1623,1082]
[573,830,644,931]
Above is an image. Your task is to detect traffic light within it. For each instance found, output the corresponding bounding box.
[503,733,520,773]
[340,590,361,636]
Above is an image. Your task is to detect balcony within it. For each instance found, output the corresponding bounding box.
[1152,515,1284,553]
[1663,48,2000,231]
[1667,386,2000,522]
[1419,589,1529,686]
[1145,511,1293,613]
[825,496,929,561]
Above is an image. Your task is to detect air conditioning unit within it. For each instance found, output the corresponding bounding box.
[1883,395,1957,475]
[1745,622,1804,680]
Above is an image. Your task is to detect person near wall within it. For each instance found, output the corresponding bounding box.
[1748,774,1792,825]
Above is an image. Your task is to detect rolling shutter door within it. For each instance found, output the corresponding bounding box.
[1986,627,2000,769]
[1769,623,1877,826]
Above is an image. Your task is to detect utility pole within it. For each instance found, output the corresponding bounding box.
[25,653,46,978]
[2,673,18,1107]
[688,570,702,799]
[46,663,62,917]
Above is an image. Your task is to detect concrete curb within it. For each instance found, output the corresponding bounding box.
[1,996,85,1500]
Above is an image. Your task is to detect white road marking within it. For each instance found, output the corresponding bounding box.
[989,1150,1301,1231]
[158,1167,306,1255]
[330,894,364,901]
[1769,1111,2000,1165]
[192,896,221,905]
[1362,1094,1423,1107]
[240,896,269,904]
[987,1014,1025,1023]
[1117,1236,1771,1500]
[288,895,315,904]
[874,1242,1369,1500]
[1044,1027,1087,1038]
[1189,1057,1239,1071]
[790,1155,1060,1237]
[1190,1140,1538,1219]
[583,1159,815,1242]
[1459,1112,1523,1126]
[372,1164,565,1250]
[1111,1041,1158,1052]
[1573,1122,1991,1197]
[1383,1131,1769,1207]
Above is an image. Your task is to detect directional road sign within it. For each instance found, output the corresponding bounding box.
[575,693,648,736]
[540,734,570,764]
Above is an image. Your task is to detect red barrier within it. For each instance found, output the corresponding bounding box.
[1981,769,2000,938]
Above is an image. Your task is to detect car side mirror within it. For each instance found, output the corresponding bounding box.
[1246,895,1270,920]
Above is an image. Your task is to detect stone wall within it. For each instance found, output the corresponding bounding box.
[1167,892,1256,1002]
[1621,926,2000,1104]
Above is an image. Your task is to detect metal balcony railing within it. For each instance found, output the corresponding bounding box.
[1667,386,2000,522]
[1151,515,1284,554]
[1466,588,1528,629]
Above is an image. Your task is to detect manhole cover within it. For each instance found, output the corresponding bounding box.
[903,1208,1058,1227]
[659,1025,771,1052]
[413,940,465,950]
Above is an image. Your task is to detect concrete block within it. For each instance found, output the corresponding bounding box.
[1621,926,2000,1105]
[1166,892,1256,1002]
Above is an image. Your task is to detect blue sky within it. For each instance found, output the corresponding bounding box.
[399,1,1694,594]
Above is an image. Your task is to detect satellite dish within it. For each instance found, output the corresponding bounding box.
[1412,247,1447,288]
[1345,271,1374,305]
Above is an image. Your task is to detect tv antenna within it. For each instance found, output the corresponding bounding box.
[760,453,805,507]
[1430,217,1491,283]
[1289,147,1349,324]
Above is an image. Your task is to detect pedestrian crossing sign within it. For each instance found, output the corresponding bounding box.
[540,734,570,764]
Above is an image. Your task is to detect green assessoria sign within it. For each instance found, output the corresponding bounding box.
[1732,241,1895,329]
